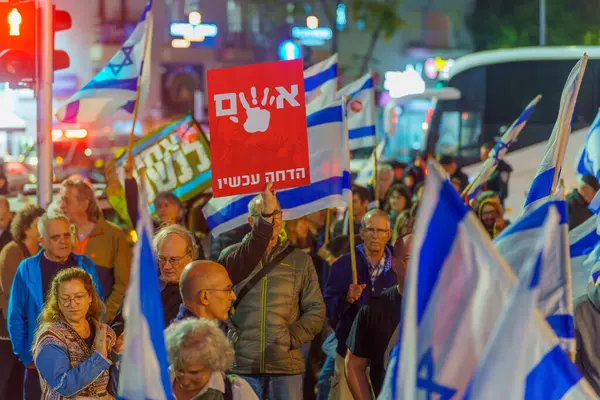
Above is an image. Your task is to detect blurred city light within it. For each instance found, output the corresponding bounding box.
[171,38,191,48]
[278,40,301,60]
[188,11,201,25]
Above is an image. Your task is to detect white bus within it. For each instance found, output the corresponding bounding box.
[425,46,600,165]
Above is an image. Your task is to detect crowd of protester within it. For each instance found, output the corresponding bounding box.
[4,142,600,399]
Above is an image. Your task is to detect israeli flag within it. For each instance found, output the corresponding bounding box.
[56,1,153,123]
[382,160,518,399]
[466,206,596,399]
[569,216,600,299]
[354,138,386,187]
[575,109,600,180]
[118,180,172,399]
[523,55,588,213]
[495,196,575,354]
[464,95,541,200]
[336,73,376,150]
[203,101,352,237]
[305,54,338,114]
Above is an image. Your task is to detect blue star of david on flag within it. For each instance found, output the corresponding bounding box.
[55,1,153,123]
[417,349,457,400]
[108,45,135,77]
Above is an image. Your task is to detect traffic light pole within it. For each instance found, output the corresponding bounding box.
[36,0,53,208]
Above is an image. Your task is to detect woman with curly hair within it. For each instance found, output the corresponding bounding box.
[32,268,123,399]
[166,318,258,399]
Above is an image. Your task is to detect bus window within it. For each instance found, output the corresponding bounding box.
[436,111,481,157]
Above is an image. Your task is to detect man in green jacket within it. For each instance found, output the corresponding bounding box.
[219,183,326,400]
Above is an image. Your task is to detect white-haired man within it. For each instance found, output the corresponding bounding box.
[219,183,326,399]
[324,209,397,400]
[7,212,104,400]
[111,224,198,335]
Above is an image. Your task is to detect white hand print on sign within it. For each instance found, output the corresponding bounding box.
[213,85,301,134]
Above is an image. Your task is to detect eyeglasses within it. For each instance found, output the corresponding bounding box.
[199,286,235,294]
[157,252,191,266]
[171,366,205,380]
[60,293,88,307]
[252,209,283,220]
[363,228,390,235]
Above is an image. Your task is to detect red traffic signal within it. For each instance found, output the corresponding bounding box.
[0,2,72,85]
[0,3,36,83]
[53,8,71,72]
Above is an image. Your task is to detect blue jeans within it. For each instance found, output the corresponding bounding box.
[243,374,303,400]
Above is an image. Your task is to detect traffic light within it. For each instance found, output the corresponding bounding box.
[0,2,71,86]
[0,2,36,84]
[52,7,71,72]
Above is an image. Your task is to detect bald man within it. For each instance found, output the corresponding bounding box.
[175,260,237,322]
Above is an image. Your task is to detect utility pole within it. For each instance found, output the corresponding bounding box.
[37,0,53,208]
[539,0,546,46]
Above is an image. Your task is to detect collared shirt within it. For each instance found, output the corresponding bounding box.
[172,371,258,400]
[356,244,392,288]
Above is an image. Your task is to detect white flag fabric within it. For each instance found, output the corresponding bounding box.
[381,160,518,399]
[56,1,152,123]
[203,101,352,237]
[305,54,338,114]
[495,197,575,354]
[575,109,600,181]
[465,95,541,200]
[465,206,596,399]
[523,55,588,213]
[118,179,172,399]
[354,138,386,187]
[336,73,376,150]
[569,215,600,299]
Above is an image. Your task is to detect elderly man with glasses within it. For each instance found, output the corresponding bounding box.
[174,260,237,324]
[112,224,198,335]
[323,209,397,400]
[219,183,326,400]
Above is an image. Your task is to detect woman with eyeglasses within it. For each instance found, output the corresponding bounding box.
[32,268,123,399]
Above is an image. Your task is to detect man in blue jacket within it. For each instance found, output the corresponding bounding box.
[7,212,104,400]
[324,209,397,400]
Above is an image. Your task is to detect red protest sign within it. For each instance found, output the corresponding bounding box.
[207,59,310,198]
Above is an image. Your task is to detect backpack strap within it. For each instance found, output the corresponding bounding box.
[230,245,295,314]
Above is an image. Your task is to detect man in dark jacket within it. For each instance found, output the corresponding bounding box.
[567,175,600,230]
[324,209,397,400]
[345,234,412,399]
[219,183,325,400]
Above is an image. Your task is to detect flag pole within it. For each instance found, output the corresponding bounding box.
[128,12,153,154]
[344,95,358,283]
[369,71,379,208]
[324,209,332,244]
